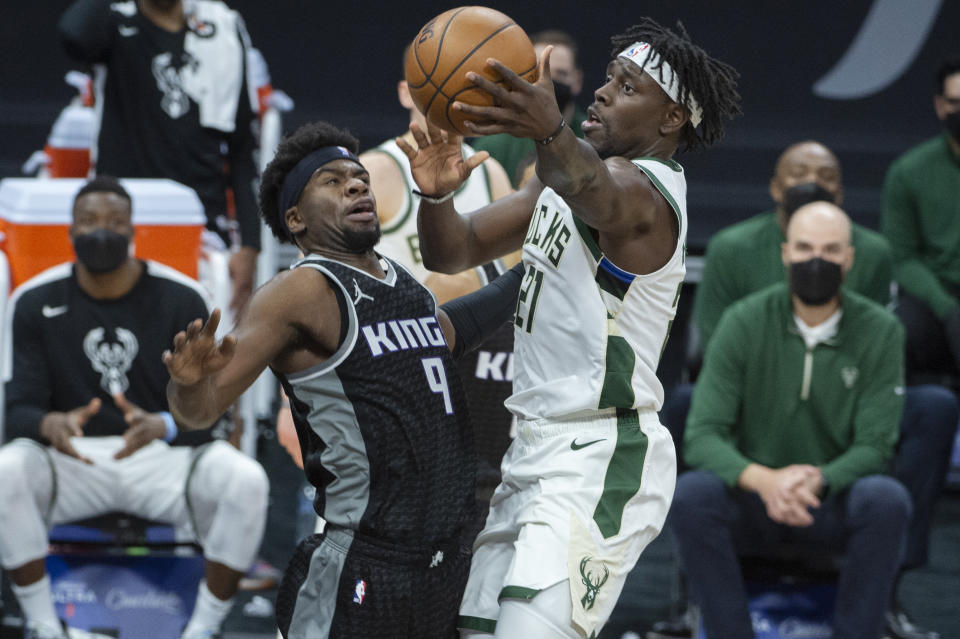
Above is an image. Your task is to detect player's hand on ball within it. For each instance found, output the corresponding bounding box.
[457,45,564,140]
[396,120,489,198]
[162,308,237,386]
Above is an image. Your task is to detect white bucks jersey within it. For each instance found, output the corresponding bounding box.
[373,140,493,281]
[505,158,687,420]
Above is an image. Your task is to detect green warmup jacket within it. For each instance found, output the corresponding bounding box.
[881,133,960,319]
[693,211,894,348]
[685,283,905,494]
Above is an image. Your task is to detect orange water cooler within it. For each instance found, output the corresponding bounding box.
[0,178,206,288]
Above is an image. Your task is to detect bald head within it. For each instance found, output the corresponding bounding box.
[770,141,843,213]
[787,201,850,243]
[781,202,854,307]
[782,201,854,272]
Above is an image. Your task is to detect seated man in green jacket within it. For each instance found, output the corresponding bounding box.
[654,139,955,639]
[693,140,893,349]
[881,56,960,382]
[671,202,912,639]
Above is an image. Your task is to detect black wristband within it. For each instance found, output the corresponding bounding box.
[441,263,524,358]
[537,118,566,146]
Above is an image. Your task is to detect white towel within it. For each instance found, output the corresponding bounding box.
[180,0,246,133]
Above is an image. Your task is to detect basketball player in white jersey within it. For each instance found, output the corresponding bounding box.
[396,18,741,639]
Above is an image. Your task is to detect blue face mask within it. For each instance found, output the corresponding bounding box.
[73,228,130,273]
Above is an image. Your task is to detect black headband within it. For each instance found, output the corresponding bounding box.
[279,146,362,213]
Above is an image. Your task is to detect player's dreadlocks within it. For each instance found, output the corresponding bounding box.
[610,18,741,153]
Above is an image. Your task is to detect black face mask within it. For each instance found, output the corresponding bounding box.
[782,182,837,218]
[943,110,960,144]
[73,228,130,273]
[789,257,843,306]
[552,80,574,113]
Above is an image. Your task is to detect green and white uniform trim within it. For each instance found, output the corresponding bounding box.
[457,408,676,638]
[506,157,688,420]
[460,158,684,637]
[369,140,492,282]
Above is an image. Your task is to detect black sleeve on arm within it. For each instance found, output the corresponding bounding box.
[59,0,116,63]
[4,300,53,444]
[441,263,524,359]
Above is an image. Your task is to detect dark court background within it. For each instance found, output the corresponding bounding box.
[2,0,958,251]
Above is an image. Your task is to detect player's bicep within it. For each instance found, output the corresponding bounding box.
[567,158,659,233]
[209,275,317,399]
[461,177,542,264]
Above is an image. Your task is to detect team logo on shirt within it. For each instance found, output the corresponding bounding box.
[841,366,859,389]
[352,279,375,305]
[523,204,571,268]
[578,556,609,611]
[361,316,446,357]
[152,52,195,120]
[353,579,366,604]
[187,15,217,38]
[474,351,513,381]
[83,327,139,395]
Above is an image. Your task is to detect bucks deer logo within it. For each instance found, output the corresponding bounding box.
[579,556,609,611]
[84,327,139,395]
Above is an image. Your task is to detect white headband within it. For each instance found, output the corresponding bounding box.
[617,41,702,128]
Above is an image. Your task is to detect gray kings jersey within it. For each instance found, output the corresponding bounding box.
[277,255,475,547]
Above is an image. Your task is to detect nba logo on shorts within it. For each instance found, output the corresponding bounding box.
[353,579,367,605]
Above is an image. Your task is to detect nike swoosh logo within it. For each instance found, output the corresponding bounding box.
[41,305,68,318]
[570,438,606,451]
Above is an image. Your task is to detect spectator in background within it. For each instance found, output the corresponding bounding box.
[673,202,911,639]
[59,0,263,313]
[693,140,893,349]
[655,140,957,639]
[882,56,960,384]
[0,177,268,639]
[471,29,587,187]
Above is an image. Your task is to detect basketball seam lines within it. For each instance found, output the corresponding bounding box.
[423,22,519,127]
[411,6,468,89]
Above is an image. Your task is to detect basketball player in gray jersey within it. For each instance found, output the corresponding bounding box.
[360,58,518,507]
[163,121,523,638]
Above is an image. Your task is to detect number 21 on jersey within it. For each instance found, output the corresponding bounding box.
[514,263,544,334]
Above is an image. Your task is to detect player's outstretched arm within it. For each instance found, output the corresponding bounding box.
[396,121,540,274]
[458,47,663,235]
[163,309,240,430]
[165,268,342,430]
[437,262,524,356]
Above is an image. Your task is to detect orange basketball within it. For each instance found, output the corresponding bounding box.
[405,6,538,135]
